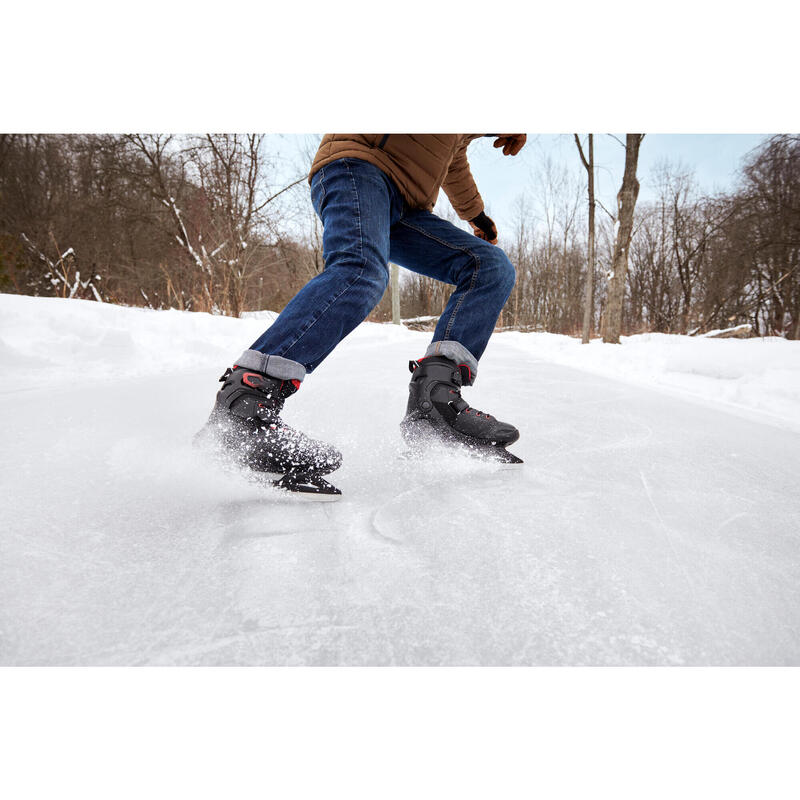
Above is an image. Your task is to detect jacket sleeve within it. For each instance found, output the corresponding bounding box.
[441,139,484,221]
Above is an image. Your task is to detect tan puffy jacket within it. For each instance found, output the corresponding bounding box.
[309,134,484,221]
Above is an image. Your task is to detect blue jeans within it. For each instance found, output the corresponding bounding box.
[240,158,515,385]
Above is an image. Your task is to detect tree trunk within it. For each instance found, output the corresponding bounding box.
[575,134,596,343]
[603,134,643,343]
[391,262,400,324]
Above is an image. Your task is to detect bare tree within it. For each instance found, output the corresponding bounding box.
[507,195,534,329]
[121,134,266,315]
[740,135,800,336]
[602,134,644,343]
[627,202,681,332]
[390,263,401,324]
[574,134,596,342]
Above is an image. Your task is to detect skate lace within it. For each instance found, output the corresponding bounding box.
[448,389,493,419]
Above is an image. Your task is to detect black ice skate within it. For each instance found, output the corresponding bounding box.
[400,356,523,464]
[195,366,343,498]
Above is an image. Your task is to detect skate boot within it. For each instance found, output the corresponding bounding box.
[195,366,343,497]
[400,356,522,464]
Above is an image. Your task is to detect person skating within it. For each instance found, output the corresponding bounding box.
[198,134,527,495]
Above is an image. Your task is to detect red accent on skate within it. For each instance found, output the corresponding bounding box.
[242,372,264,388]
[458,363,472,383]
[291,379,301,390]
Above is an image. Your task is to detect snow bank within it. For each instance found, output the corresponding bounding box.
[0,294,278,384]
[2,293,799,429]
[498,330,800,429]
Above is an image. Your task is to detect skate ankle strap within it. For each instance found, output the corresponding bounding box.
[448,396,469,414]
[410,356,465,386]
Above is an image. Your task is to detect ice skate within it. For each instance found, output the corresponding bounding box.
[400,355,523,465]
[195,366,343,498]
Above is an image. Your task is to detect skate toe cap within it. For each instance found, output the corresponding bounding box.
[494,423,520,445]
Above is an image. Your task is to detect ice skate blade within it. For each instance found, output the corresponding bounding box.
[249,482,343,501]
[463,447,523,466]
[493,458,525,469]
[485,448,523,465]
[271,470,342,500]
[273,490,342,503]
[400,418,522,464]
[399,442,523,466]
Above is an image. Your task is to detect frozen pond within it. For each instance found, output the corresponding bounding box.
[2,330,799,665]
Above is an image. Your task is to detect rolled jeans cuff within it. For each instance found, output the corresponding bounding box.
[424,340,478,384]
[235,350,307,381]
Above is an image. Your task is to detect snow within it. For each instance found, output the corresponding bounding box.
[1,293,799,665]
[500,330,800,431]
[700,323,751,338]
[401,314,440,324]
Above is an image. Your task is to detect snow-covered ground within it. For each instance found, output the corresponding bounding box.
[1,293,799,665]
[501,329,800,430]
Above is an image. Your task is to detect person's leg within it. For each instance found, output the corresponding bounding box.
[389,208,516,384]
[390,208,521,458]
[240,158,403,380]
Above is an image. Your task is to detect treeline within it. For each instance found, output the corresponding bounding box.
[0,134,320,315]
[2,134,799,338]
[626,135,799,337]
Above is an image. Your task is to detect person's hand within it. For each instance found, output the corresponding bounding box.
[469,211,498,244]
[493,134,527,156]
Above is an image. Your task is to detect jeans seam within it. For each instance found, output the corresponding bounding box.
[348,161,366,268]
[396,218,480,340]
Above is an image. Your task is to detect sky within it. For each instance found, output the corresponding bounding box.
[265,134,770,243]
[460,133,767,237]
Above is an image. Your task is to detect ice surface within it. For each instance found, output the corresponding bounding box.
[1,295,799,665]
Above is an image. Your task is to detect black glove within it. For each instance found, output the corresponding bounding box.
[469,211,498,244]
